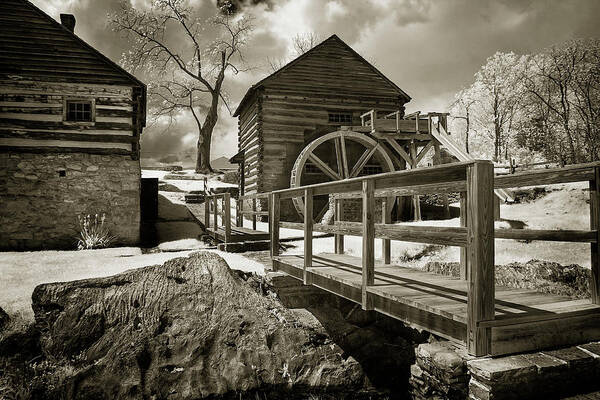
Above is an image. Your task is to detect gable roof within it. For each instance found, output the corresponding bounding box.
[0,0,145,88]
[233,34,411,116]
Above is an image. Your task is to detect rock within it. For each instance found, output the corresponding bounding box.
[0,306,9,332]
[31,252,370,399]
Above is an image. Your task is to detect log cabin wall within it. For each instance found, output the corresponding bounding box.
[235,35,410,220]
[0,0,146,249]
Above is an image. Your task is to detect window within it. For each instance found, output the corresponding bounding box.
[66,100,93,122]
[328,112,352,124]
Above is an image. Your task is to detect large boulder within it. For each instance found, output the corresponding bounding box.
[31,252,370,399]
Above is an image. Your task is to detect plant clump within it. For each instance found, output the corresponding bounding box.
[75,213,115,250]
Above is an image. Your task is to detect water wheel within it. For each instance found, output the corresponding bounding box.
[290,130,395,221]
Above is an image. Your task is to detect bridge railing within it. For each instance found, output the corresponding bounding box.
[236,192,270,230]
[269,160,600,356]
[270,160,495,355]
[204,193,232,243]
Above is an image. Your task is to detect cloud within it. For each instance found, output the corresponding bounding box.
[29,0,600,163]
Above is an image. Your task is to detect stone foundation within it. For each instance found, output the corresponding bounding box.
[409,341,600,400]
[410,341,471,400]
[0,151,140,250]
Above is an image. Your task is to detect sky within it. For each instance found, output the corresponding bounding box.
[31,0,600,162]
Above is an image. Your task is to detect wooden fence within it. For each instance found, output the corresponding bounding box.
[267,160,600,356]
[204,193,232,243]
[236,192,270,230]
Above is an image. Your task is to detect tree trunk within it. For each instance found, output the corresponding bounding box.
[195,93,220,174]
[196,137,212,173]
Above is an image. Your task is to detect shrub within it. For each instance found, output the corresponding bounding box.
[76,213,115,250]
[221,170,239,185]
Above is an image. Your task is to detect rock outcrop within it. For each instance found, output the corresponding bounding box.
[31,252,370,399]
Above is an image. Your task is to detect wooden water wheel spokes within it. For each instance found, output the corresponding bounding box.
[290,130,395,221]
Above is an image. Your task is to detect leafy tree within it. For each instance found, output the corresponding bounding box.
[111,0,253,173]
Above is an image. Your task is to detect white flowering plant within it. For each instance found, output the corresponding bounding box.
[76,213,115,250]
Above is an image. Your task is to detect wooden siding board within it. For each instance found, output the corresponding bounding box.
[0,0,144,88]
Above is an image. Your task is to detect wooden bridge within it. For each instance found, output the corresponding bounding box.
[197,108,600,357]
[261,160,599,357]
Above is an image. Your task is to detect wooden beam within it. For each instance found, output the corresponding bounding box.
[334,136,346,179]
[350,144,379,178]
[275,161,472,199]
[490,311,600,356]
[459,192,468,280]
[252,198,257,231]
[279,221,469,247]
[385,137,412,166]
[270,193,280,260]
[591,167,600,304]
[494,164,598,188]
[362,179,375,311]
[495,228,597,242]
[204,197,210,229]
[308,152,341,180]
[382,196,392,264]
[409,141,421,221]
[304,188,314,285]
[466,161,495,356]
[213,196,218,234]
[334,198,344,254]
[224,193,231,243]
[433,140,450,219]
[416,140,434,165]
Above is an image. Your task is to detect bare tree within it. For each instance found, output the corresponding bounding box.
[450,88,476,153]
[111,0,253,173]
[268,32,320,72]
[292,32,319,55]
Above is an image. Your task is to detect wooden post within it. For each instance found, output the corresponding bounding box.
[459,192,468,280]
[382,196,392,264]
[236,198,243,228]
[304,188,313,285]
[334,197,344,254]
[362,179,375,310]
[493,196,501,221]
[270,193,280,260]
[433,140,450,219]
[204,195,210,230]
[591,167,600,304]
[224,193,231,243]
[213,196,218,234]
[410,140,421,221]
[466,162,495,356]
[252,198,257,231]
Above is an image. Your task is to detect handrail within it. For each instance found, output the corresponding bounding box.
[270,160,495,355]
[268,159,600,356]
[204,192,231,242]
[236,191,269,231]
[272,161,476,199]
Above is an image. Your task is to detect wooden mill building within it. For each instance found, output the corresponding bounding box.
[233,34,412,220]
[0,0,146,249]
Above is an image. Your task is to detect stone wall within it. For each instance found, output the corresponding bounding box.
[409,340,600,400]
[0,151,140,250]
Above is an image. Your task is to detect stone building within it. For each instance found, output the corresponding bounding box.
[0,0,146,249]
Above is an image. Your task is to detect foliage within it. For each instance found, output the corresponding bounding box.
[222,170,239,184]
[449,52,526,161]
[76,214,115,250]
[450,38,600,165]
[111,0,253,173]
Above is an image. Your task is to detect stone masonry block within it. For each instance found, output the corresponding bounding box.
[467,355,537,383]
